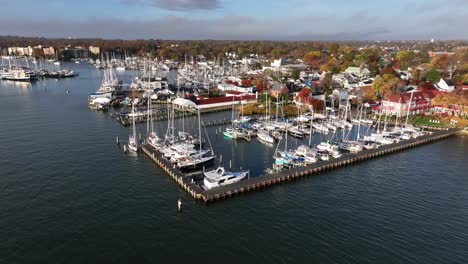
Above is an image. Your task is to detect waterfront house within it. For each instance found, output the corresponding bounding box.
[379,87,444,117]
[270,82,285,98]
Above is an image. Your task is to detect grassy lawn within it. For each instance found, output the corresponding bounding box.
[411,116,447,127]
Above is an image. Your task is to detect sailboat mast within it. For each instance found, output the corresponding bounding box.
[198,108,202,155]
[357,104,363,140]
[132,89,137,143]
[383,100,389,132]
[395,97,401,128]
[405,92,414,127]
[146,90,150,135]
[309,106,314,147]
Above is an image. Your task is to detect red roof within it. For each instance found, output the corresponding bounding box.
[387,89,444,104]
[224,90,244,95]
[196,95,256,105]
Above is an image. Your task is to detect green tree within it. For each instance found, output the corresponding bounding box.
[426,69,441,83]
[291,69,300,80]
[396,51,416,70]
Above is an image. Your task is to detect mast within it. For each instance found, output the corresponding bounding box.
[357,104,363,140]
[198,108,202,156]
[383,100,389,132]
[395,97,401,128]
[132,88,137,146]
[146,89,150,135]
[309,106,314,147]
[405,92,414,127]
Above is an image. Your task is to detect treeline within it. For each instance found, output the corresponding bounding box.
[1,35,466,62]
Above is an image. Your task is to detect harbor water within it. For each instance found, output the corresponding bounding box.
[1,63,467,263]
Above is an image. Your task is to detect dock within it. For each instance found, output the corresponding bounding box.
[141,128,461,203]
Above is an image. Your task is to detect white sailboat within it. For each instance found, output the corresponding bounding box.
[128,90,139,152]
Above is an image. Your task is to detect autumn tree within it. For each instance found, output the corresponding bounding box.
[372,74,401,99]
[321,73,333,95]
[361,85,377,102]
[379,67,397,77]
[396,51,416,70]
[304,51,323,70]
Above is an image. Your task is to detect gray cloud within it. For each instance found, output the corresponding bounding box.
[0,12,466,40]
[123,0,221,11]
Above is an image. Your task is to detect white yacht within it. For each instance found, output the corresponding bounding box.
[203,167,249,189]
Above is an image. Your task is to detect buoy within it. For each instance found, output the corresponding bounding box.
[230,160,232,169]
[116,136,120,144]
[178,199,182,212]
[123,144,127,152]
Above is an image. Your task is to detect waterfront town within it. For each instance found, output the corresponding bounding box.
[1,36,466,197]
[2,37,467,122]
[2,0,468,262]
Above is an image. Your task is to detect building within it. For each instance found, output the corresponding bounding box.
[428,51,455,58]
[62,46,89,59]
[89,46,100,56]
[379,88,444,117]
[217,83,254,93]
[43,47,56,56]
[344,66,370,78]
[196,94,257,110]
[7,46,34,56]
[269,82,285,98]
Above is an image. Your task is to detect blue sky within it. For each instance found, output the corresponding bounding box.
[0,0,466,40]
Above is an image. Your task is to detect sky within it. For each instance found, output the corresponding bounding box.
[0,0,466,40]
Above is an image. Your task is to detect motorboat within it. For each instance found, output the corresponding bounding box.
[203,167,249,189]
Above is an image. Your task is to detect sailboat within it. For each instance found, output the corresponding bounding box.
[177,109,216,171]
[257,95,275,144]
[146,90,161,149]
[128,89,139,152]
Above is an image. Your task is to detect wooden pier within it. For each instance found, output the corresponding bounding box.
[141,128,461,203]
[201,119,232,127]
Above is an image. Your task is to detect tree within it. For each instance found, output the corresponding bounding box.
[304,51,323,69]
[321,73,333,95]
[256,81,268,92]
[430,54,459,79]
[291,69,300,80]
[426,69,441,83]
[362,86,377,102]
[372,74,401,98]
[380,67,397,77]
[463,73,468,83]
[295,87,311,103]
[396,51,416,70]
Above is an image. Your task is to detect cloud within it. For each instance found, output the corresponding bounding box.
[0,11,466,40]
[123,0,221,11]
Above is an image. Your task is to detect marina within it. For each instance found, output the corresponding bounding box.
[140,127,461,203]
[1,38,467,262]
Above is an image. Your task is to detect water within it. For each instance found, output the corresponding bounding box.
[1,63,467,263]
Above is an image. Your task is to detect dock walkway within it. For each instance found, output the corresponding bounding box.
[142,128,461,203]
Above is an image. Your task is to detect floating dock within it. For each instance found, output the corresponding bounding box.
[142,128,461,203]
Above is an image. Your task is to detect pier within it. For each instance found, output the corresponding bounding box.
[141,128,461,203]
